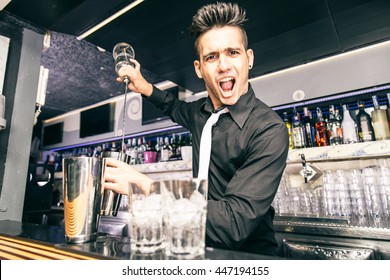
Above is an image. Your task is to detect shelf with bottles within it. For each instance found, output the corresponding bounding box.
[273,85,390,234]
[45,126,193,172]
[276,85,390,150]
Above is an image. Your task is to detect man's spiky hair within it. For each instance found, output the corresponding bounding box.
[189,2,248,56]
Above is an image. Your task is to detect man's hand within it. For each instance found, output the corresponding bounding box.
[103,157,153,195]
[116,59,153,96]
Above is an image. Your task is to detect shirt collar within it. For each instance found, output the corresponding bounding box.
[228,84,255,129]
[201,83,255,129]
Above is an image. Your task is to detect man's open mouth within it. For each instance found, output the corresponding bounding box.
[219,77,235,93]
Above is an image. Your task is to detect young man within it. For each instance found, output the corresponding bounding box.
[104,2,289,255]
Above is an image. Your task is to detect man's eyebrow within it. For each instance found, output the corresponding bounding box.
[202,47,241,59]
[201,51,217,59]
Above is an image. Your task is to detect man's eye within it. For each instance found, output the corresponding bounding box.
[206,55,217,61]
[229,50,239,56]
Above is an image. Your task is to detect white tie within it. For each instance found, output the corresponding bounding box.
[198,107,228,179]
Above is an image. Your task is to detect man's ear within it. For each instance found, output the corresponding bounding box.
[194,60,203,79]
[247,49,254,68]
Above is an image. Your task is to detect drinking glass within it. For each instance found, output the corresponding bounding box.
[334,169,353,221]
[161,178,208,258]
[348,169,368,227]
[128,181,166,253]
[376,159,390,228]
[322,170,338,217]
[362,167,384,228]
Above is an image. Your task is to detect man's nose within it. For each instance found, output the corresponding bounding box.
[218,55,231,71]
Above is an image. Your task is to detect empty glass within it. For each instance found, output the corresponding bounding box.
[348,169,369,227]
[376,159,390,228]
[362,167,384,228]
[322,170,339,217]
[334,169,353,221]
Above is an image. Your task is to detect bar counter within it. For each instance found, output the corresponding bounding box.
[0,220,283,260]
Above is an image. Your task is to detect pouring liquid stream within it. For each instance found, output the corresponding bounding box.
[121,80,129,152]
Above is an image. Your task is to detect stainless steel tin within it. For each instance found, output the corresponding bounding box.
[62,157,103,243]
[100,151,131,216]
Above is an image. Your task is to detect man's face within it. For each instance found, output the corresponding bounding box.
[194,26,254,110]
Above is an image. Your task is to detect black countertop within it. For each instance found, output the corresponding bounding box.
[0,220,283,260]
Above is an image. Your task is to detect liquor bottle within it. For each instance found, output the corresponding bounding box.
[327,105,343,145]
[176,134,183,159]
[315,107,329,146]
[129,138,138,165]
[179,133,187,147]
[302,107,315,148]
[110,141,119,152]
[341,104,358,144]
[356,101,375,142]
[371,95,390,140]
[292,112,306,149]
[335,108,344,142]
[124,139,131,155]
[155,137,162,162]
[137,137,146,164]
[170,133,178,160]
[282,112,294,149]
[159,137,170,162]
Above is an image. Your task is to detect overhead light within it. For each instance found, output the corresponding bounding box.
[0,0,11,10]
[77,0,144,40]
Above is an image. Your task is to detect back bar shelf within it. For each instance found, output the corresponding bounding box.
[273,140,390,259]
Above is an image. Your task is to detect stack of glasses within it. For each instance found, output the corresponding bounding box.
[272,158,390,228]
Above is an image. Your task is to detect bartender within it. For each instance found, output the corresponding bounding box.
[103,2,289,256]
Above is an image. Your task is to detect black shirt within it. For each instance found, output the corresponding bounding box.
[147,84,289,255]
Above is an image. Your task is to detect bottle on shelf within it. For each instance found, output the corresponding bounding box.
[124,139,131,155]
[176,134,183,159]
[315,107,329,146]
[356,100,375,142]
[159,137,170,162]
[169,133,178,160]
[371,95,390,140]
[292,112,306,149]
[110,141,119,152]
[327,105,343,145]
[341,104,358,144]
[137,137,146,164]
[129,138,138,165]
[179,133,187,147]
[302,107,315,148]
[282,112,294,149]
[155,137,162,162]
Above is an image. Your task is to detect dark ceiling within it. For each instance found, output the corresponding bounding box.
[2,0,390,122]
